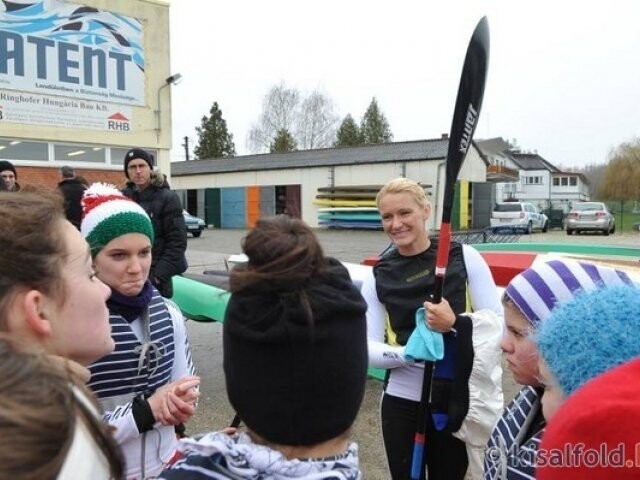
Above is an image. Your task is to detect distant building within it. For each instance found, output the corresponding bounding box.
[477,138,590,214]
[170,138,496,230]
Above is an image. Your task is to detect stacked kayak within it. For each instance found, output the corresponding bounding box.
[314,186,382,229]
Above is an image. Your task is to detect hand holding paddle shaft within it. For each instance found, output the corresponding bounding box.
[411,16,490,480]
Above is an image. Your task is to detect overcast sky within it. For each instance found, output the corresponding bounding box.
[168,0,640,168]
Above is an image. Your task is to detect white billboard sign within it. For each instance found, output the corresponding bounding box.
[0,0,145,106]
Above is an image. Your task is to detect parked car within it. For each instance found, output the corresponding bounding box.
[490,201,549,234]
[566,202,615,236]
[183,210,206,237]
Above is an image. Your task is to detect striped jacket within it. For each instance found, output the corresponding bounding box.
[88,290,195,480]
[484,387,545,480]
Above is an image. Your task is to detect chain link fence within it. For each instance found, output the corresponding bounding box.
[448,229,521,244]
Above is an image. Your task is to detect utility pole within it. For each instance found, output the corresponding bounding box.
[182,136,190,161]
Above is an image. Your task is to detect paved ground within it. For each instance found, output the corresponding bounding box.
[183,228,639,479]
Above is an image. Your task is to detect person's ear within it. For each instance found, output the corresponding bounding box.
[423,203,432,220]
[22,290,54,337]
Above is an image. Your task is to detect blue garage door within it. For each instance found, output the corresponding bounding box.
[221,187,247,228]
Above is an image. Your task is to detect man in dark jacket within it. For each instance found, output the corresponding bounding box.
[122,148,187,298]
[57,166,86,229]
[0,160,20,191]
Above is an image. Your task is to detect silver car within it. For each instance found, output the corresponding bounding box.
[566,202,615,236]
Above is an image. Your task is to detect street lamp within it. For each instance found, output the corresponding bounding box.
[155,73,182,141]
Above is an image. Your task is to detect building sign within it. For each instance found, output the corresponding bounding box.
[0,0,145,106]
[0,89,132,131]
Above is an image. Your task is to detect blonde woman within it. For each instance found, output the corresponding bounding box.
[361,177,503,479]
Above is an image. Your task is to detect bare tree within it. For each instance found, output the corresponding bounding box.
[295,91,338,150]
[247,82,338,153]
[248,83,299,153]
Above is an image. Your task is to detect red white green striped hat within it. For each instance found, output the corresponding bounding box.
[81,183,154,256]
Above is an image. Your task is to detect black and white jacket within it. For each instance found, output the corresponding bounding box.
[88,289,195,480]
[484,386,545,480]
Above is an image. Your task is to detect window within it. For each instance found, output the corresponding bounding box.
[561,177,568,186]
[526,176,542,185]
[0,138,48,161]
[553,178,560,186]
[0,139,158,168]
[110,147,130,166]
[494,203,522,213]
[569,176,577,186]
[54,144,105,163]
[111,147,158,166]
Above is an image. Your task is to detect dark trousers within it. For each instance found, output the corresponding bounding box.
[381,393,468,480]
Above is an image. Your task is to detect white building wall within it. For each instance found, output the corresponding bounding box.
[171,144,488,228]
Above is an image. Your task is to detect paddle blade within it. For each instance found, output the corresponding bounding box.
[441,16,490,223]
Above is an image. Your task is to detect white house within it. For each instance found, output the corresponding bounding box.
[477,138,590,213]
[510,153,590,212]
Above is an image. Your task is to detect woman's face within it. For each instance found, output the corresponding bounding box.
[378,192,430,256]
[501,301,541,386]
[52,221,113,365]
[538,359,565,421]
[94,233,152,297]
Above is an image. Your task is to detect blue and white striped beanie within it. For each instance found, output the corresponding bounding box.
[504,259,634,327]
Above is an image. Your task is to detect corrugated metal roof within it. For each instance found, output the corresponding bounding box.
[171,139,449,176]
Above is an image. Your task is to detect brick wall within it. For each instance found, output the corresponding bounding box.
[13,166,126,191]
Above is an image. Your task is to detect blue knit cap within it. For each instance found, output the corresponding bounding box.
[505,259,634,327]
[537,283,640,396]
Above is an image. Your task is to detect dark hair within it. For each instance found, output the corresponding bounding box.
[60,166,75,179]
[0,191,68,323]
[224,218,368,446]
[0,334,124,479]
[229,216,326,294]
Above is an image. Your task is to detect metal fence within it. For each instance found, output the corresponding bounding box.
[448,229,522,244]
[378,229,521,257]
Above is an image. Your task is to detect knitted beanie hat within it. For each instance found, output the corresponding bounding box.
[537,283,640,397]
[504,259,633,326]
[124,148,154,178]
[537,357,640,479]
[81,183,154,256]
[0,160,17,178]
[223,258,368,446]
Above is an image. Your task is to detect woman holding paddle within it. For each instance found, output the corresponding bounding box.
[361,177,503,480]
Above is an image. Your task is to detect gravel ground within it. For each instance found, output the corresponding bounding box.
[183,228,639,479]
